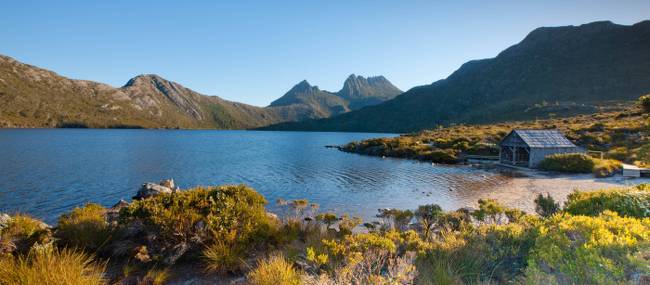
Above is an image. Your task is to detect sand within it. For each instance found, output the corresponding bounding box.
[467,169,650,213]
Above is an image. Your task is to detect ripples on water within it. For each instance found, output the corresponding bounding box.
[0,129,509,223]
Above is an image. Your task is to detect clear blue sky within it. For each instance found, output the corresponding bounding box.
[2,1,648,106]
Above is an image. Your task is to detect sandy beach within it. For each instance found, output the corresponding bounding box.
[469,168,650,213]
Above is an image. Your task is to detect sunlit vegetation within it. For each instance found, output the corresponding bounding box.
[56,203,111,252]
[0,247,106,285]
[341,100,649,171]
[247,254,302,285]
[2,183,650,283]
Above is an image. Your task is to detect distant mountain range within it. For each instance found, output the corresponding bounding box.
[264,20,650,133]
[3,20,649,132]
[0,55,401,128]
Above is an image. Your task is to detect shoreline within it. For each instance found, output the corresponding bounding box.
[472,166,650,213]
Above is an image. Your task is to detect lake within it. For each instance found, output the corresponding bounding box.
[0,129,509,224]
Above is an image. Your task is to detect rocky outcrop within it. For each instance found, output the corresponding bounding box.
[0,213,10,230]
[133,179,179,200]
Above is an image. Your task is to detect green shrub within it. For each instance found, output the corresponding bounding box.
[534,193,560,217]
[0,247,106,285]
[472,199,506,224]
[0,214,51,255]
[592,158,622,178]
[639,94,650,112]
[417,222,537,284]
[247,254,301,285]
[525,211,650,284]
[420,149,458,164]
[377,209,413,230]
[118,185,272,264]
[564,185,650,218]
[637,144,650,167]
[56,203,111,251]
[538,153,595,173]
[315,213,338,229]
[415,204,443,240]
[202,239,245,273]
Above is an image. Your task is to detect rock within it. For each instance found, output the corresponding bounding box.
[229,277,247,285]
[107,199,130,223]
[0,213,11,230]
[163,242,189,265]
[160,178,175,189]
[266,212,279,220]
[112,199,129,210]
[133,182,174,200]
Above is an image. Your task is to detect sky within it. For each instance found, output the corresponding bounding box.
[1,1,649,106]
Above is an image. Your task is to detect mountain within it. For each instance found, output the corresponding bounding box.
[264,20,650,133]
[269,80,350,118]
[269,75,402,119]
[0,55,288,128]
[337,74,402,109]
[0,55,399,128]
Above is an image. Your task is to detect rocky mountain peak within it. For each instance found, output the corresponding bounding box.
[338,74,401,103]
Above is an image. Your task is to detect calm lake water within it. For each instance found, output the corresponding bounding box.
[0,129,508,224]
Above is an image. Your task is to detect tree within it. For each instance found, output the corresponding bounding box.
[316,213,338,229]
[534,193,560,217]
[472,199,506,224]
[377,209,413,231]
[414,204,443,240]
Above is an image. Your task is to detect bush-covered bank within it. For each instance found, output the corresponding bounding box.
[1,183,650,284]
[537,153,622,177]
[340,98,650,173]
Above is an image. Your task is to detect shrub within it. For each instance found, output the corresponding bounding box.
[525,211,650,284]
[140,268,170,285]
[637,144,650,167]
[534,193,560,217]
[564,185,650,218]
[537,153,595,173]
[377,209,413,231]
[417,222,537,284]
[420,149,458,164]
[0,214,51,255]
[56,203,111,251]
[415,204,443,240]
[472,199,506,224]
[0,247,106,285]
[592,158,622,178]
[117,185,272,264]
[315,213,338,229]
[247,254,301,285]
[202,239,245,273]
[640,94,650,112]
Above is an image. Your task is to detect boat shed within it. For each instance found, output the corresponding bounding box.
[499,129,583,168]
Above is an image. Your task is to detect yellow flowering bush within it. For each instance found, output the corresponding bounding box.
[525,211,650,284]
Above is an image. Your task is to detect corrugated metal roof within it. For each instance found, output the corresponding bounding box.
[512,129,577,148]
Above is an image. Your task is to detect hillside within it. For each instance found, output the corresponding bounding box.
[264,20,650,133]
[339,100,647,170]
[0,55,400,129]
[0,55,283,128]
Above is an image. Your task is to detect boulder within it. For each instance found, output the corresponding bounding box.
[112,199,130,210]
[0,213,11,230]
[133,182,174,200]
[160,178,175,189]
